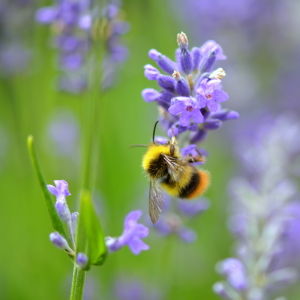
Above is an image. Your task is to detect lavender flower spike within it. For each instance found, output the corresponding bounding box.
[142,32,237,143]
[106,210,149,255]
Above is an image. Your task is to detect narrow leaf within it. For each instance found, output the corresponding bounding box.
[76,189,107,270]
[27,135,70,244]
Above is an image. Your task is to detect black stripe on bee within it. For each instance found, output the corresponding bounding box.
[178,172,200,198]
[147,154,168,178]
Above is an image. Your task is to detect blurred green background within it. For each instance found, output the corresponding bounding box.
[1,0,300,299]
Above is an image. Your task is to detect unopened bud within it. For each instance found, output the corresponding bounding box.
[209,68,226,79]
[177,32,188,49]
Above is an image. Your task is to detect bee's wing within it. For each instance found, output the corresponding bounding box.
[149,179,164,224]
[162,153,185,182]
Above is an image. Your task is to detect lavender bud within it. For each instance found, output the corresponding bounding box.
[177,32,188,49]
[210,68,226,80]
[191,47,201,71]
[180,48,193,75]
[142,88,160,102]
[217,258,247,291]
[50,232,74,253]
[77,252,88,268]
[71,212,79,234]
[172,71,190,96]
[201,51,216,73]
[213,282,235,300]
[148,49,176,74]
[157,74,176,91]
[55,201,71,223]
[203,119,222,130]
[144,64,160,80]
[157,91,175,110]
[211,110,239,121]
[189,129,207,144]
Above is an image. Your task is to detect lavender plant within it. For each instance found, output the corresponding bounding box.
[0,0,33,77]
[213,114,300,300]
[35,0,129,93]
[27,135,150,300]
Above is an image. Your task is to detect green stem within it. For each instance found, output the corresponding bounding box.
[70,266,86,300]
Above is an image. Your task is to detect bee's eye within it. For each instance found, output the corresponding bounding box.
[170,145,175,156]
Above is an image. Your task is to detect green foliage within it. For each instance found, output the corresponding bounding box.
[27,135,71,246]
[76,190,107,270]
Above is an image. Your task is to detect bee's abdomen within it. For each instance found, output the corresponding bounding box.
[179,172,200,198]
[179,170,210,199]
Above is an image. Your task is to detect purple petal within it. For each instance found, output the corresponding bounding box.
[207,101,218,112]
[179,111,191,126]
[214,89,229,103]
[200,40,226,60]
[128,238,150,255]
[47,185,58,196]
[191,109,204,123]
[168,101,186,115]
[197,95,208,108]
[142,89,160,102]
[124,210,142,228]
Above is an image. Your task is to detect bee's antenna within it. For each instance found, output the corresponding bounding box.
[152,121,159,143]
[129,144,148,148]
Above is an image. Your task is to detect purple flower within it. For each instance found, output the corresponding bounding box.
[47,179,71,203]
[181,144,207,165]
[197,79,229,112]
[217,258,248,291]
[153,212,197,243]
[168,97,203,126]
[177,198,210,216]
[106,210,149,255]
[199,40,227,61]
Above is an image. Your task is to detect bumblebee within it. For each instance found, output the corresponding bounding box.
[142,122,210,224]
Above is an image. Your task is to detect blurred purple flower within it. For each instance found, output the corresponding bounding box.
[153,212,197,244]
[217,258,247,291]
[177,198,210,216]
[106,210,149,255]
[214,114,300,300]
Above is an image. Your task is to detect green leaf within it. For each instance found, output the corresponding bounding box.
[76,189,107,270]
[27,135,71,245]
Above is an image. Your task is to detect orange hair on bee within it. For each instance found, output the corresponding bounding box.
[185,170,210,199]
